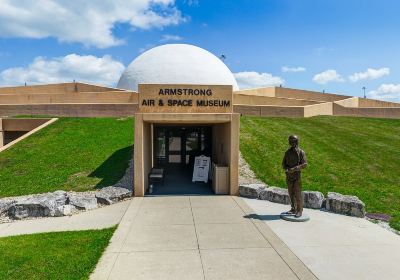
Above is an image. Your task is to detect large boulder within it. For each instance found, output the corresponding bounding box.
[0,198,16,215]
[259,187,290,205]
[302,191,324,209]
[239,184,266,199]
[8,191,68,219]
[69,192,98,210]
[55,205,77,217]
[96,186,132,205]
[326,192,365,217]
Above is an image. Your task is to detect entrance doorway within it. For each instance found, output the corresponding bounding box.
[149,125,213,195]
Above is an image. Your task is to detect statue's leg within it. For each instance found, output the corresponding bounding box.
[287,177,295,213]
[294,178,303,216]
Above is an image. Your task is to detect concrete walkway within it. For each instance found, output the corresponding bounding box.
[243,198,400,280]
[0,200,130,237]
[91,196,316,280]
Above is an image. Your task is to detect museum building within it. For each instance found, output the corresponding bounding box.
[1,44,400,196]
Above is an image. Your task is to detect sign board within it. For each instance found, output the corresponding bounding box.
[138,84,233,113]
[192,155,211,183]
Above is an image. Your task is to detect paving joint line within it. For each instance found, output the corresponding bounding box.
[106,198,143,280]
[189,196,206,280]
[232,196,316,280]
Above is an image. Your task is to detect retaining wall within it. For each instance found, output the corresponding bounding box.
[233,94,320,106]
[304,102,333,117]
[0,82,123,95]
[0,104,139,117]
[0,91,138,104]
[234,105,305,117]
[333,103,400,119]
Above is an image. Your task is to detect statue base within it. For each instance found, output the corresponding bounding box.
[280,212,310,222]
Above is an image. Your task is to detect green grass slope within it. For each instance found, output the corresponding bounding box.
[0,227,115,280]
[240,116,400,230]
[0,118,134,197]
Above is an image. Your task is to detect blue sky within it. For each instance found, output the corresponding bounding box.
[0,0,399,101]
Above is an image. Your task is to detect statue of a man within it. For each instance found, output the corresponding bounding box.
[282,135,308,218]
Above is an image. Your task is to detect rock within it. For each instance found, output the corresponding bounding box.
[259,187,290,205]
[8,191,68,219]
[302,191,324,209]
[239,152,263,185]
[55,205,77,216]
[0,199,16,215]
[96,186,132,205]
[326,192,365,217]
[69,192,98,210]
[239,184,267,198]
[113,159,134,190]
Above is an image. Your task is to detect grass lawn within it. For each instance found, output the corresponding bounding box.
[0,118,134,197]
[0,227,115,280]
[240,116,400,230]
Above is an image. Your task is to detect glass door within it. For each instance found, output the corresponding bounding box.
[167,128,183,164]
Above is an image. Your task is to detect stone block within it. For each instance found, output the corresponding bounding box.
[0,199,15,215]
[96,186,132,205]
[259,187,290,205]
[55,204,77,216]
[239,184,266,199]
[8,190,68,219]
[69,193,98,210]
[302,191,324,209]
[326,192,365,217]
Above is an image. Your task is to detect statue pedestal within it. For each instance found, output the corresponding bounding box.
[280,212,310,222]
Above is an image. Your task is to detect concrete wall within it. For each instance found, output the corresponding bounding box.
[358,98,400,108]
[0,91,138,104]
[234,105,305,117]
[0,118,52,146]
[304,102,333,117]
[2,118,51,131]
[0,82,123,95]
[0,118,3,147]
[234,87,275,97]
[213,123,230,166]
[333,103,400,118]
[0,103,138,117]
[0,118,57,151]
[275,87,350,102]
[233,94,320,106]
[334,97,359,107]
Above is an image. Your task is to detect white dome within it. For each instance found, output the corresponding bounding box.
[117,44,238,91]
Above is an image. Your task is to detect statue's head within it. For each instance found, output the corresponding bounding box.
[288,135,299,148]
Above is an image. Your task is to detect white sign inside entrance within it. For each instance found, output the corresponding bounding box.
[192,155,210,183]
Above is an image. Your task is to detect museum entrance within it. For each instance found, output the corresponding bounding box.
[148,125,213,195]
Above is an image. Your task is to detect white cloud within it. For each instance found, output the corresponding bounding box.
[368,84,400,101]
[234,71,284,89]
[160,34,183,42]
[281,66,306,73]
[312,69,344,84]
[183,0,199,6]
[0,0,186,48]
[349,67,390,82]
[0,54,125,87]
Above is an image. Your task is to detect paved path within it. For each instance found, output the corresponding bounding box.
[243,198,400,280]
[91,196,316,280]
[0,200,130,237]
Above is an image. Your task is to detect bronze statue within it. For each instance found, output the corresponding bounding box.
[282,135,307,218]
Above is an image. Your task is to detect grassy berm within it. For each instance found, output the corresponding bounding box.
[240,116,400,231]
[0,117,134,197]
[0,227,115,280]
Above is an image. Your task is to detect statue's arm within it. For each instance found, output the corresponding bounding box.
[296,150,308,170]
[282,153,289,172]
[288,150,307,172]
